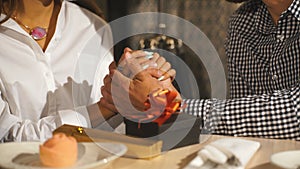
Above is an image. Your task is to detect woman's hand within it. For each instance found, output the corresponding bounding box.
[100,68,163,117]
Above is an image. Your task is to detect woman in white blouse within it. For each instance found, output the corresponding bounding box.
[0,0,173,142]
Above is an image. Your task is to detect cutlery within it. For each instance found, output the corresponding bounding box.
[204,145,228,164]
[210,144,241,167]
[189,145,229,168]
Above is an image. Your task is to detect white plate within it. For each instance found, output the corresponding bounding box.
[0,142,127,169]
[270,150,300,169]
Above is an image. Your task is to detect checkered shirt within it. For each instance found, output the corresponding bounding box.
[183,0,300,140]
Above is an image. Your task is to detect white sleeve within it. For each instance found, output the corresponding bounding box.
[0,19,116,142]
[0,95,91,142]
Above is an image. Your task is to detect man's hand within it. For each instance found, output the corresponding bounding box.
[117,47,176,81]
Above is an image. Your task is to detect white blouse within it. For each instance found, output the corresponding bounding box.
[0,1,114,142]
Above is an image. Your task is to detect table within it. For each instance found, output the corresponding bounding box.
[102,135,300,169]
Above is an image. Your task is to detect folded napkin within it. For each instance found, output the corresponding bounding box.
[185,138,260,169]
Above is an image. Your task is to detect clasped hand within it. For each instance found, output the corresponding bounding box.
[100,48,181,119]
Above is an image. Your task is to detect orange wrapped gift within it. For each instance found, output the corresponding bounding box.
[124,89,202,151]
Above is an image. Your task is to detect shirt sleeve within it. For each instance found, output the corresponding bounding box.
[0,19,116,142]
[0,95,92,142]
[182,83,300,140]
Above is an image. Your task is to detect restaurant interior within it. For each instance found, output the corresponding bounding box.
[1,0,300,169]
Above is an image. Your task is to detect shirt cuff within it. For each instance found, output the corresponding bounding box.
[86,103,122,129]
[181,99,208,117]
[75,106,92,128]
[94,114,123,132]
[86,103,106,128]
[58,109,91,128]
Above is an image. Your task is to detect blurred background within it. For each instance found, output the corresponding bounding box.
[82,0,240,100]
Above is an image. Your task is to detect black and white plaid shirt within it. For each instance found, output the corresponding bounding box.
[183,0,300,140]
